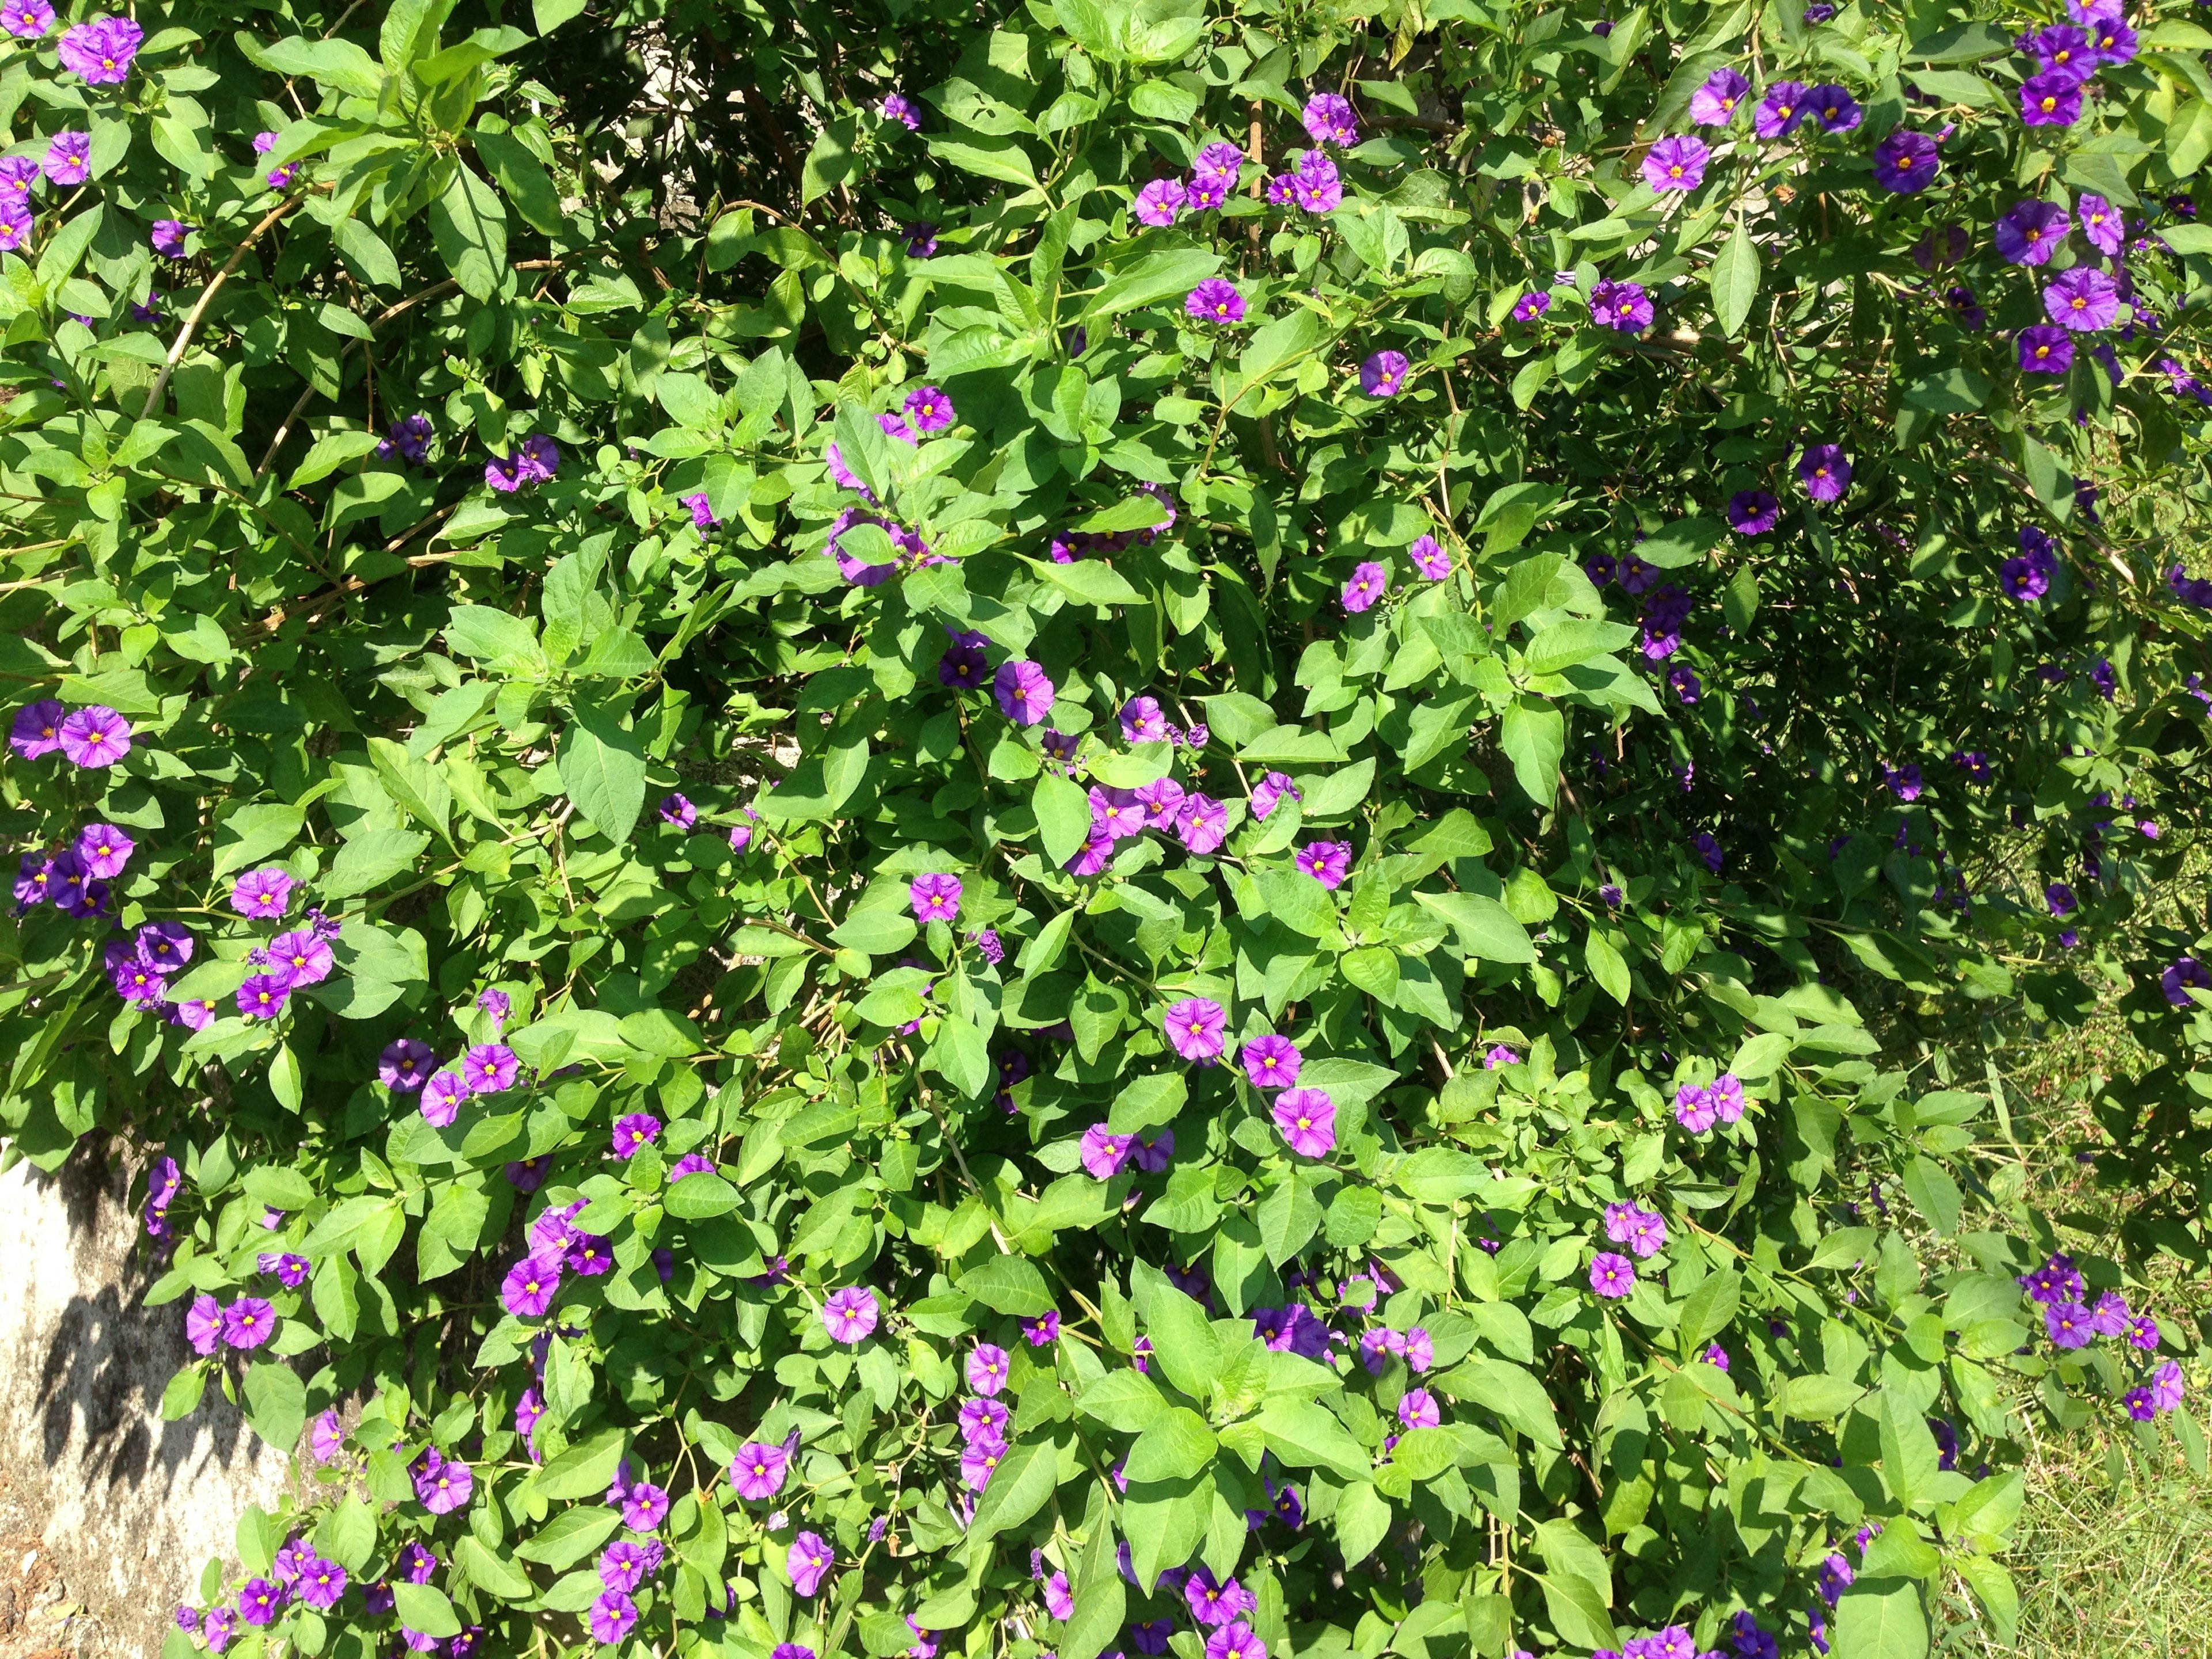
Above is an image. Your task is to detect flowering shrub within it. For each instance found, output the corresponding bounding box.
[3,0,2212,1657]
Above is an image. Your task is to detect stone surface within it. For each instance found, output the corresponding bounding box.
[0,1139,294,1658]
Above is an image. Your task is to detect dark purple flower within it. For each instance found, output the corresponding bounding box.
[1727,490,1780,535]
[2021,70,2085,126]
[1690,67,1749,126]
[1872,129,1941,192]
[1805,84,1861,131]
[881,93,919,130]
[1996,199,2069,266]
[2018,325,2075,373]
[1755,81,1808,139]
[1359,350,1410,396]
[1797,444,1850,501]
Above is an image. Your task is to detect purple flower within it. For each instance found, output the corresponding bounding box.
[185,1293,222,1356]
[1589,1252,1637,1297]
[1195,141,1248,181]
[1359,350,1410,396]
[2086,16,2136,62]
[994,660,1054,725]
[1690,67,1749,126]
[1884,763,1924,802]
[904,385,956,434]
[1797,444,1850,502]
[1805,84,1862,131]
[1485,1044,1520,1069]
[1177,793,1228,855]
[1589,279,1652,332]
[9,699,66,759]
[1134,178,1186,227]
[236,974,291,1021]
[1397,1388,1441,1430]
[1407,534,1452,579]
[881,92,920,130]
[419,1068,469,1127]
[379,413,433,464]
[2046,1299,2094,1347]
[1997,199,2068,265]
[1694,831,1724,873]
[2018,325,2075,373]
[2128,1313,2161,1351]
[2021,70,2085,126]
[730,1438,790,1501]
[1512,291,1552,325]
[1120,696,1171,743]
[588,1591,638,1645]
[2163,955,2211,1007]
[622,1482,670,1532]
[150,218,191,258]
[964,1342,1013,1397]
[1205,1622,1267,1659]
[58,14,141,82]
[823,1285,881,1343]
[308,1409,346,1464]
[74,823,134,879]
[2068,194,2115,259]
[1164,997,1226,1063]
[269,928,335,986]
[611,1111,660,1158]
[414,1448,473,1513]
[904,221,938,257]
[2149,1361,2186,1411]
[1642,135,1710,192]
[1668,665,1702,704]
[909,872,963,923]
[1342,560,1388,612]
[1727,490,1780,535]
[43,130,89,186]
[1286,151,1342,213]
[659,791,698,829]
[258,1252,310,1287]
[788,1531,835,1597]
[2046,266,2120,331]
[1243,1033,1302,1089]
[1302,92,1359,146]
[231,867,294,919]
[1,0,50,36]
[1187,1570,1256,1627]
[1755,81,1808,139]
[1296,840,1353,889]
[1081,1124,1135,1178]
[1186,278,1247,324]
[599,1540,653,1593]
[58,705,130,767]
[1250,772,1301,819]
[1872,129,1941,191]
[1273,1088,1337,1157]
[237,1578,283,1627]
[217,1296,274,1349]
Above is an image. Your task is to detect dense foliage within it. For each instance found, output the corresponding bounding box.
[4,0,2212,1655]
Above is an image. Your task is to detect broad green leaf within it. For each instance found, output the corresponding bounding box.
[1709,218,1759,338]
[429,162,509,302]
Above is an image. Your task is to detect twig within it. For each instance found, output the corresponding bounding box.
[142,197,303,419]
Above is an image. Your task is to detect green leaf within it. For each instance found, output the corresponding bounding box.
[1414,892,1536,963]
[1029,555,1145,608]
[248,33,385,97]
[559,700,648,843]
[1678,1268,1741,1350]
[1334,1480,1392,1566]
[1442,1358,1563,1448]
[664,1171,741,1219]
[957,1255,1054,1316]
[1833,1580,1927,1659]
[967,1437,1059,1540]
[429,162,509,302]
[1081,248,1224,323]
[457,1536,536,1600]
[527,1433,625,1512]
[473,128,566,237]
[325,828,430,897]
[1902,1156,1963,1236]
[1777,1373,1866,1421]
[1078,1369,1168,1433]
[243,1361,305,1452]
[1498,697,1565,805]
[392,1582,463,1640]
[925,132,1040,189]
[802,116,861,204]
[285,429,384,491]
[1108,1071,1186,1134]
[1035,772,1093,867]
[1060,1484,1126,1659]
[1709,218,1759,338]
[1255,1397,1370,1478]
[1583,929,1630,1003]
[1126,1407,1216,1482]
[1878,1388,1941,1509]
[1539,1571,1618,1652]
[1143,1283,1222,1402]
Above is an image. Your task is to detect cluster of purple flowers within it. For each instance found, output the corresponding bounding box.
[2167,563,2212,609]
[826,507,943,588]
[389,1036,521,1126]
[1067,745,1228,875]
[1588,278,1653,334]
[1134,139,1251,226]
[56,13,141,82]
[1604,1200,1669,1257]
[483,433,559,493]
[2016,1252,2181,1417]
[2015,0,2134,131]
[1264,149,1343,215]
[498,1197,616,1317]
[960,1340,1014,1489]
[1237,1032,1338,1156]
[10,698,131,767]
[16,817,134,922]
[377,412,433,464]
[1999,525,2062,601]
[184,1289,278,1354]
[586,1464,675,1641]
[1593,1626,1721,1659]
[1359,1319,1433,1376]
[1079,1122,1174,1178]
[251,130,295,190]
